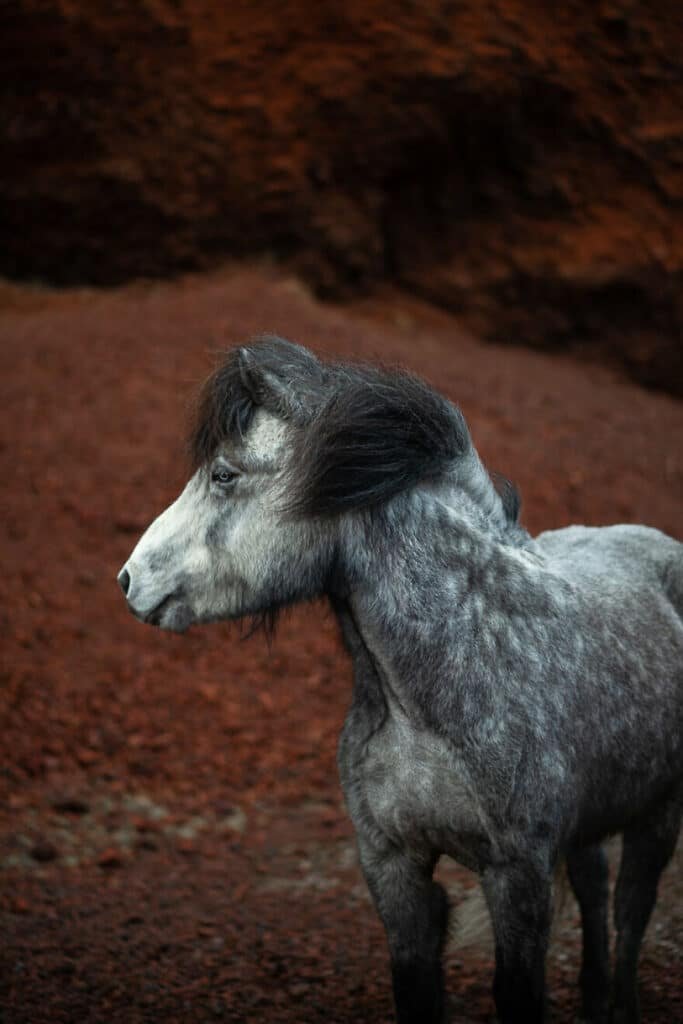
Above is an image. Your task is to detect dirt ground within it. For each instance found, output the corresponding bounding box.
[1,265,681,1023]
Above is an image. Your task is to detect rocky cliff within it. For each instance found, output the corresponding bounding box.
[2,1,681,391]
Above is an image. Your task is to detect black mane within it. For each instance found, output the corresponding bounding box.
[190,337,520,521]
[288,364,471,516]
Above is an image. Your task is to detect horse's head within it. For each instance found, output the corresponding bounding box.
[117,338,334,632]
[118,336,479,632]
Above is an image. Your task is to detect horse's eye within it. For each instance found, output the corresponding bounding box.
[211,467,238,487]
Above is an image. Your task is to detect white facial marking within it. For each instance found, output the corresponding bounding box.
[242,411,289,466]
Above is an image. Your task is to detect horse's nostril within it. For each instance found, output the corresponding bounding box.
[117,567,131,597]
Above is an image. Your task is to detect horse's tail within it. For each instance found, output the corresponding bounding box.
[449,863,571,952]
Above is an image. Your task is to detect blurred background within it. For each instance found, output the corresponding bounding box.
[1,3,681,1022]
[2,0,681,390]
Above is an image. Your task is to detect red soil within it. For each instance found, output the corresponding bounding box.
[1,266,681,1022]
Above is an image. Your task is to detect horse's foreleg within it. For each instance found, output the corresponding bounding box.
[612,792,681,1024]
[357,835,449,1024]
[567,843,610,1023]
[481,859,553,1024]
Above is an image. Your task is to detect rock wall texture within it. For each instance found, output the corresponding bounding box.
[2,1,681,391]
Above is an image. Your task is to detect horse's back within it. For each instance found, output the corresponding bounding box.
[535,523,683,699]
[533,524,682,829]
[534,523,683,615]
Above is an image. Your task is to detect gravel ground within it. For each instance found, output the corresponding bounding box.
[1,265,681,1022]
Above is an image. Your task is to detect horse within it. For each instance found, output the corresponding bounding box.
[118,336,682,1024]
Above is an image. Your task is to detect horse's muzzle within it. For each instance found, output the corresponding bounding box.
[117,565,193,633]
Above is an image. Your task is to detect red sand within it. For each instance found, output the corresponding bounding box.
[1,266,681,1022]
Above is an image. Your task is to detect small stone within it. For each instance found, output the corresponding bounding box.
[30,841,58,863]
[98,848,123,869]
[51,795,90,815]
[288,982,311,997]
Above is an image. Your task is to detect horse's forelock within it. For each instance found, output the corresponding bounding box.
[189,337,325,468]
[189,353,257,469]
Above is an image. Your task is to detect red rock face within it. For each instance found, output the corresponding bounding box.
[2,1,681,392]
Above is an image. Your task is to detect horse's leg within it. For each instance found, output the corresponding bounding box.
[611,792,681,1024]
[567,843,610,1023]
[357,836,449,1024]
[481,859,553,1024]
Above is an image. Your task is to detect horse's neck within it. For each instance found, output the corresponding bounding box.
[340,499,540,724]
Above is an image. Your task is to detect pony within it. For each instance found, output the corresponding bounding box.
[118,336,682,1024]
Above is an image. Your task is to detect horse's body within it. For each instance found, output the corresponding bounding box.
[119,337,682,1024]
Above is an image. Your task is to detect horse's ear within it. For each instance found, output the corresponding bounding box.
[237,338,323,423]
[237,347,281,406]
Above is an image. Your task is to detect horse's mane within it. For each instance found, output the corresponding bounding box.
[190,337,519,523]
[288,363,471,516]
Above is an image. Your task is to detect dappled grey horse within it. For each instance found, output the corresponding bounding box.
[118,337,682,1024]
